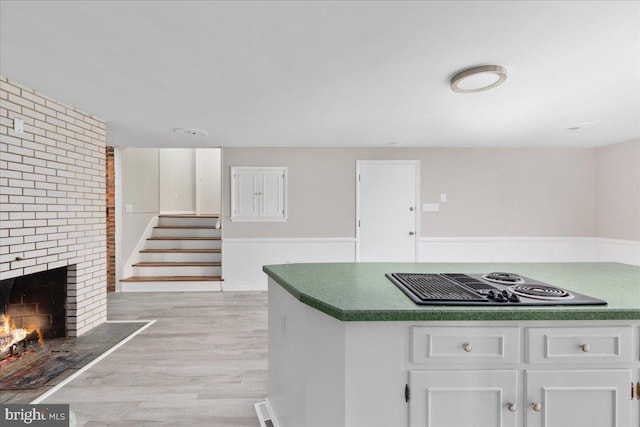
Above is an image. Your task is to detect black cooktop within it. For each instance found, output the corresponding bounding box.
[386,272,607,306]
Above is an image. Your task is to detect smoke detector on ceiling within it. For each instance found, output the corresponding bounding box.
[564,123,596,132]
[173,128,208,136]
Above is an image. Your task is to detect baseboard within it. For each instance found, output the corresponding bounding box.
[222,238,356,291]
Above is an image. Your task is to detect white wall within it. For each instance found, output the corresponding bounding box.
[196,148,221,214]
[596,139,640,241]
[223,147,597,238]
[220,144,639,291]
[159,148,196,213]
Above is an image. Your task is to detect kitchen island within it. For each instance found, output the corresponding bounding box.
[263,262,640,427]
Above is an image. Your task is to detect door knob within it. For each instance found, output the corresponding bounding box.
[532,403,542,412]
[409,206,415,211]
[507,403,517,412]
[409,231,415,236]
[463,343,473,352]
[579,343,591,352]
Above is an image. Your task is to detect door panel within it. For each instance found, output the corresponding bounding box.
[357,161,418,261]
[525,369,631,427]
[260,171,284,218]
[409,370,518,427]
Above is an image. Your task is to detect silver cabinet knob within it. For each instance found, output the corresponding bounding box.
[580,343,591,352]
[409,231,415,236]
[532,403,542,412]
[463,343,473,352]
[507,403,517,412]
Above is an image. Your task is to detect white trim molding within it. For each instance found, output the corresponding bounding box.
[222,238,356,291]
[595,238,640,266]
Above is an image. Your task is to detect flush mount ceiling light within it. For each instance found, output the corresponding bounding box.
[173,128,208,136]
[450,65,508,93]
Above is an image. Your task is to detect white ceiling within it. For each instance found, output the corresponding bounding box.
[1,1,639,148]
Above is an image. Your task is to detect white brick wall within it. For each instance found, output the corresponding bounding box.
[0,76,107,336]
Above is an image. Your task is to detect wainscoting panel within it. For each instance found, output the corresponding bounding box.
[596,238,640,266]
[221,237,638,291]
[222,238,357,291]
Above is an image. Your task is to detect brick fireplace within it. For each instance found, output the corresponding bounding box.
[0,76,107,336]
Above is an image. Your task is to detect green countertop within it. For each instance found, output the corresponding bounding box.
[263,262,640,321]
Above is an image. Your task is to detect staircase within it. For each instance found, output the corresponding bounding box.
[120,214,223,291]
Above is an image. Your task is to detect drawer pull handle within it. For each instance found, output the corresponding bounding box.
[580,343,591,353]
[532,403,542,412]
[507,403,517,412]
[463,343,473,352]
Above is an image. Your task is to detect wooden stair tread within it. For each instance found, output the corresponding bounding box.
[121,276,223,282]
[140,249,221,253]
[133,262,221,267]
[159,214,219,218]
[154,226,219,229]
[147,237,221,241]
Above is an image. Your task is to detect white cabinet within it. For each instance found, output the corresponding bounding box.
[230,166,287,222]
[525,369,631,427]
[407,325,636,427]
[411,326,520,364]
[527,326,633,364]
[409,370,518,427]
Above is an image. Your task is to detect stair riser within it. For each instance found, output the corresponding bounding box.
[132,265,222,277]
[153,228,221,238]
[146,240,222,250]
[158,217,219,227]
[140,252,222,263]
[121,281,222,292]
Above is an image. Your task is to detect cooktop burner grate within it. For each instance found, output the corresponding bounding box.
[509,284,573,300]
[388,273,486,302]
[482,272,525,285]
[386,272,607,306]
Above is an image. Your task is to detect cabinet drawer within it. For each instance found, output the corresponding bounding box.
[527,326,632,364]
[410,326,520,364]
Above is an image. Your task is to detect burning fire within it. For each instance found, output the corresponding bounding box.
[0,315,28,355]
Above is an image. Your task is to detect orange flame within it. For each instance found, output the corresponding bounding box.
[0,315,29,354]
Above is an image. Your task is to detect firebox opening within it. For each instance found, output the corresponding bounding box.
[1,267,67,343]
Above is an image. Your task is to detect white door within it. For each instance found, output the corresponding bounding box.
[409,370,518,427]
[357,160,419,261]
[525,369,631,427]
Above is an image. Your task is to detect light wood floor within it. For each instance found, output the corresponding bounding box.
[43,291,268,427]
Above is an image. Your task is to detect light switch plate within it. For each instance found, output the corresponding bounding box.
[13,118,24,134]
[423,203,440,212]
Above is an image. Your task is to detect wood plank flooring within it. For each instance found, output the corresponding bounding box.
[42,291,268,427]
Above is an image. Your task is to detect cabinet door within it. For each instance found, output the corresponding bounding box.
[409,370,518,427]
[259,169,285,219]
[525,370,631,427]
[232,170,259,218]
[231,166,287,221]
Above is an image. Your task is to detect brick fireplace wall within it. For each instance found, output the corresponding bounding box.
[0,76,107,336]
